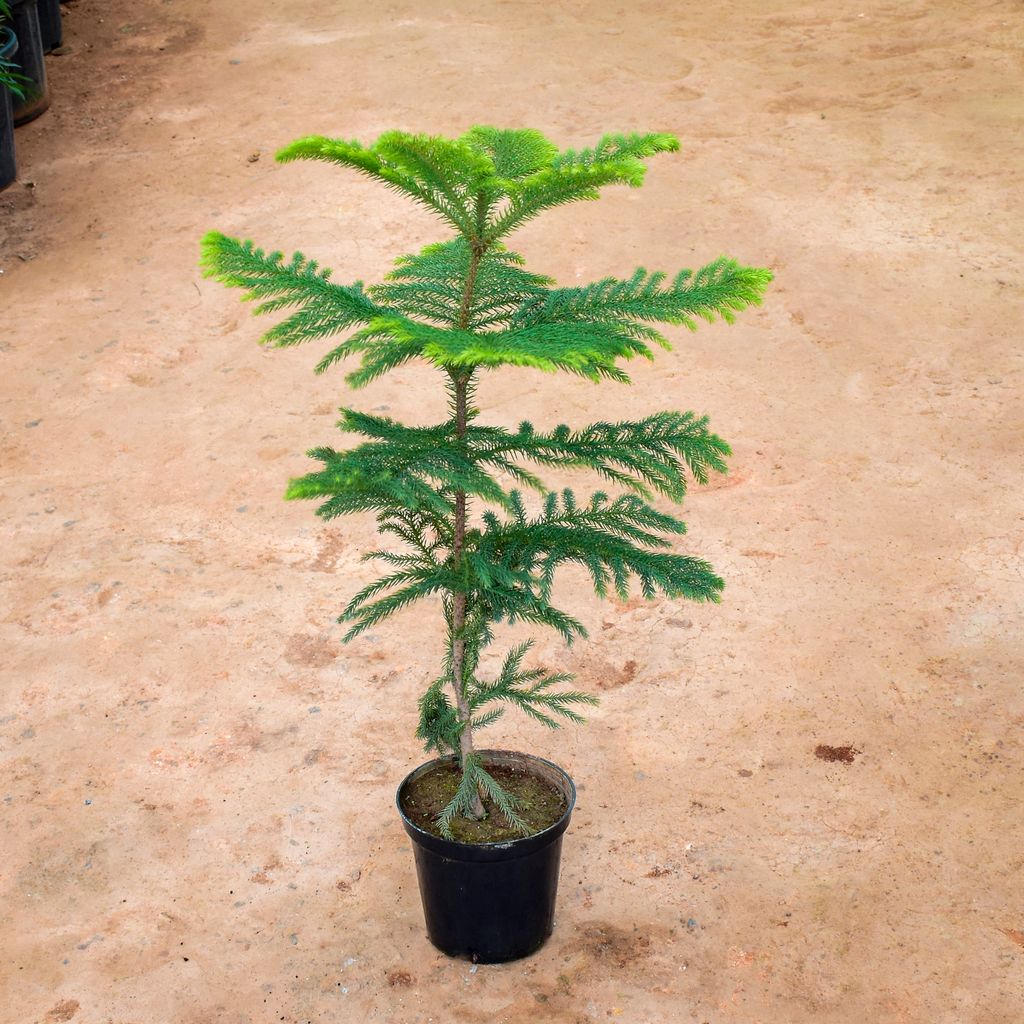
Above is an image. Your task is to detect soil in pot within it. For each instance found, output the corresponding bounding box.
[401,759,567,843]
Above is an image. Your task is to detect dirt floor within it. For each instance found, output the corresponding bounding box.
[2,0,1022,1021]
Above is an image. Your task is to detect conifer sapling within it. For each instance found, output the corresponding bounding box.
[201,128,771,837]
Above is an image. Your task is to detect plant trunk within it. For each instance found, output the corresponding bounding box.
[450,388,483,819]
[450,239,486,821]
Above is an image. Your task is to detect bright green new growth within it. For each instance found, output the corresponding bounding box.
[200,127,771,836]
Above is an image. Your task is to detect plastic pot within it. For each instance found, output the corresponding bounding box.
[397,749,576,963]
[37,0,62,53]
[0,27,16,189]
[9,0,49,126]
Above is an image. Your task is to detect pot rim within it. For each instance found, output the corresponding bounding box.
[0,27,17,60]
[396,747,577,852]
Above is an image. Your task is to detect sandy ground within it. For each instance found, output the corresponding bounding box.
[1,1,1022,1021]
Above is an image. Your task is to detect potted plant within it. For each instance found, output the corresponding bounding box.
[5,0,48,125]
[0,0,27,188]
[201,127,771,962]
[36,0,59,54]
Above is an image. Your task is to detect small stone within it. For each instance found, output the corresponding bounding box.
[229,59,242,65]
[52,45,74,56]
[247,152,260,163]
[84,799,92,805]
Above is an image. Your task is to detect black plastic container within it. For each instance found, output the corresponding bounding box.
[9,0,49,126]
[0,27,17,189]
[37,0,62,53]
[397,749,576,963]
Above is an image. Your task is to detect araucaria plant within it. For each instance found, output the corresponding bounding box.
[201,128,771,837]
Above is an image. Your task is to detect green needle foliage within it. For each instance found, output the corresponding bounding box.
[201,127,771,837]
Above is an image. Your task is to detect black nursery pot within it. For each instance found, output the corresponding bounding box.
[0,28,17,189]
[397,749,576,963]
[9,0,49,125]
[36,0,62,53]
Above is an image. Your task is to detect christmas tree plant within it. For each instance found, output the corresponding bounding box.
[200,128,771,838]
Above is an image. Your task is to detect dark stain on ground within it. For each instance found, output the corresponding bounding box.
[283,633,337,668]
[645,865,673,878]
[569,922,652,969]
[815,744,861,764]
[46,1001,80,1023]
